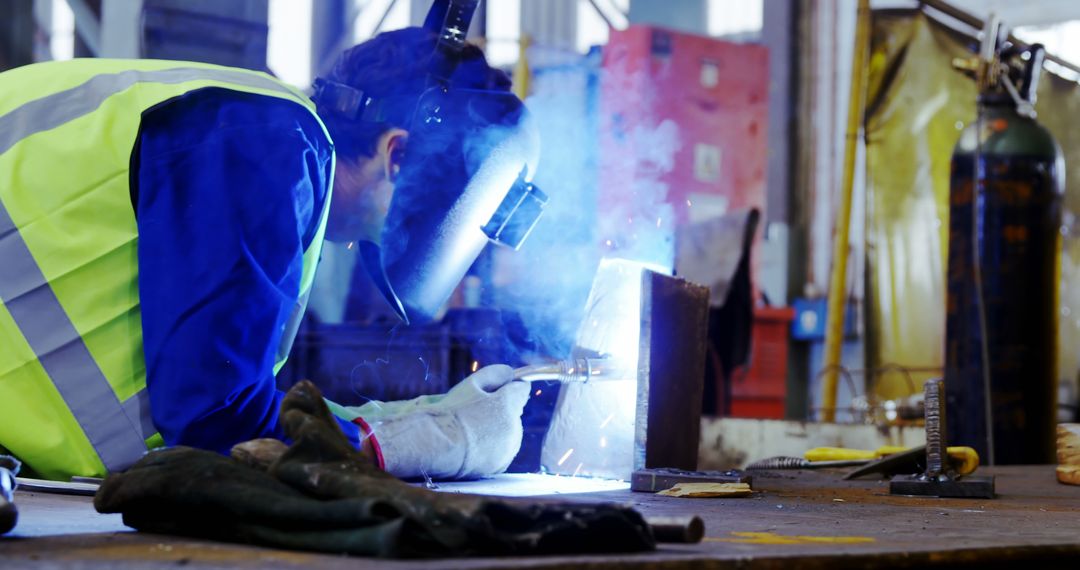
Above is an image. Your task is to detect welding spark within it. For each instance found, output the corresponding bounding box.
[535,389,542,396]
[599,413,616,429]
[349,360,388,402]
[600,436,607,448]
[572,463,583,477]
[557,448,574,466]
[419,356,430,382]
[656,217,662,228]
[686,198,693,207]
[605,239,613,247]
[471,360,479,373]
[346,241,355,249]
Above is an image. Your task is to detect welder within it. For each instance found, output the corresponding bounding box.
[0,1,541,482]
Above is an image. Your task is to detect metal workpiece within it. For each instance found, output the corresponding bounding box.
[890,379,995,499]
[631,468,751,493]
[1,454,20,535]
[889,472,995,498]
[541,260,709,479]
[13,477,99,496]
[513,358,632,383]
[634,270,709,474]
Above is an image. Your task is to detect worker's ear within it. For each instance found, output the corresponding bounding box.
[378,128,409,184]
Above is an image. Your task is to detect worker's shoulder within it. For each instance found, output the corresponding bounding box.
[143,86,331,151]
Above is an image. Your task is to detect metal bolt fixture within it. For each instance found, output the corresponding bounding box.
[889,378,996,498]
[924,378,947,478]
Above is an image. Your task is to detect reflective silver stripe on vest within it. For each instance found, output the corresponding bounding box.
[120,388,156,443]
[275,288,312,367]
[0,66,299,155]
[0,206,148,471]
[0,66,298,471]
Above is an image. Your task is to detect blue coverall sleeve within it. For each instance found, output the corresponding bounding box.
[134,88,359,454]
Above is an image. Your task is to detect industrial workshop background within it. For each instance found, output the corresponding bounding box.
[4,0,1080,460]
[10,0,1080,565]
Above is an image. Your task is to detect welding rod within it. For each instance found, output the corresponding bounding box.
[512,358,632,383]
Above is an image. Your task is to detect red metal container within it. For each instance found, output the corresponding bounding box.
[730,307,795,419]
[598,25,769,228]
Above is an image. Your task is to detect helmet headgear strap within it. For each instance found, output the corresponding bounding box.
[314,0,479,122]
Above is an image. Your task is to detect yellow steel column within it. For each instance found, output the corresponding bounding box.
[513,34,532,102]
[821,0,871,422]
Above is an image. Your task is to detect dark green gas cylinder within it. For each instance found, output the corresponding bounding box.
[945,89,1064,465]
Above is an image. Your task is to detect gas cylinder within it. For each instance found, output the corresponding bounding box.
[945,61,1065,464]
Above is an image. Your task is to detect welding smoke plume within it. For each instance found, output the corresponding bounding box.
[493,57,680,360]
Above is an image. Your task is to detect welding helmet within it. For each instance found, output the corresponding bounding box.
[313,0,546,323]
[380,87,543,323]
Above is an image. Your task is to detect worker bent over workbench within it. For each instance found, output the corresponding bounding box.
[0,24,537,483]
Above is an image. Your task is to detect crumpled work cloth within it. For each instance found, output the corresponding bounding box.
[94,381,655,558]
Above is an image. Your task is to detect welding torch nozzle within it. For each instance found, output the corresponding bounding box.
[512,358,631,383]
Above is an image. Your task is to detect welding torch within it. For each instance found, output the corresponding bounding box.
[512,358,632,383]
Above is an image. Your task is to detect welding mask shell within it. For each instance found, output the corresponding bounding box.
[361,87,544,323]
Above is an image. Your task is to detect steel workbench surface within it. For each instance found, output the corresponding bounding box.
[2,465,1079,569]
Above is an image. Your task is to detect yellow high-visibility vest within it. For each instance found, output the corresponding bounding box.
[0,59,333,479]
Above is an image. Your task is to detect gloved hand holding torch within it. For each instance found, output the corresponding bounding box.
[338,365,530,480]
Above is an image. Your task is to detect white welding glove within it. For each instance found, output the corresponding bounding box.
[346,365,530,480]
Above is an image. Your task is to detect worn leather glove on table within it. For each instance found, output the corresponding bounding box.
[338,365,530,480]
